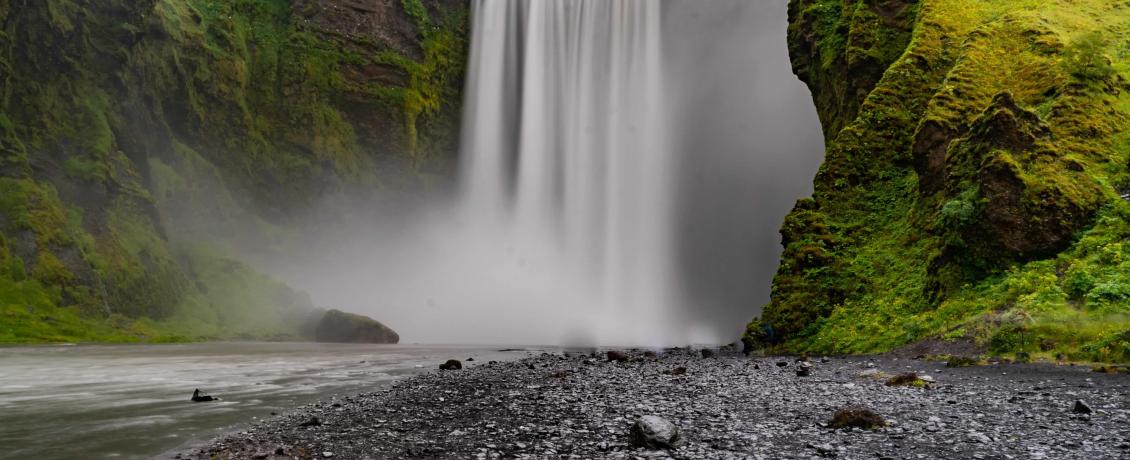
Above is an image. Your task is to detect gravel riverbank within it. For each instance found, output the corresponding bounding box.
[181,349,1130,459]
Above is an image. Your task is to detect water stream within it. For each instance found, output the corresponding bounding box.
[0,343,525,459]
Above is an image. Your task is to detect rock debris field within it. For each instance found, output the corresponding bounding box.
[182,349,1130,459]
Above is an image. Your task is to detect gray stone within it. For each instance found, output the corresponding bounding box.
[629,415,680,449]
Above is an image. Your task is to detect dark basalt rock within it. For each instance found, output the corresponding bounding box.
[314,309,399,344]
[191,389,218,402]
[629,415,680,449]
[439,359,462,371]
[1073,400,1093,414]
[796,362,813,377]
[607,351,629,362]
[700,349,715,358]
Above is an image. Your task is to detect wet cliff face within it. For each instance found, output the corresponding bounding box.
[0,0,468,342]
[750,0,1130,362]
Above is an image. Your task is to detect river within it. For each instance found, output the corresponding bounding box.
[0,342,530,459]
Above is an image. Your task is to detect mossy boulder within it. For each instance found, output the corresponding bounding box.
[315,309,399,344]
[929,93,1104,289]
[829,406,886,430]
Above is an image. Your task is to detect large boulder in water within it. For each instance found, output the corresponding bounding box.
[314,309,399,344]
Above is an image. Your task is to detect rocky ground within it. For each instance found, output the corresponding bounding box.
[181,348,1130,459]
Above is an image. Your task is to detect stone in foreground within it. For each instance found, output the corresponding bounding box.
[629,415,680,449]
[439,359,463,370]
[796,361,813,377]
[314,309,399,344]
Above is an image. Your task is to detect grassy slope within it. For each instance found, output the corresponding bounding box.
[0,0,467,343]
[749,0,1130,363]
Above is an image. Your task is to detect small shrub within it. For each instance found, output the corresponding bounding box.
[942,327,968,341]
[1086,281,1130,303]
[5,255,26,281]
[1064,270,1096,300]
[1081,330,1130,362]
[937,191,978,247]
[989,322,1034,353]
[1063,32,1115,83]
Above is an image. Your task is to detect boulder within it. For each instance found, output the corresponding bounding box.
[1073,400,1093,414]
[439,359,462,370]
[885,372,931,388]
[607,351,629,362]
[314,309,399,344]
[629,415,680,449]
[796,361,813,377]
[190,388,218,402]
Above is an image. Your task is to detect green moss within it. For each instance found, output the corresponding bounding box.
[401,0,430,32]
[1064,31,1117,84]
[752,0,1130,363]
[0,0,468,343]
[163,242,318,341]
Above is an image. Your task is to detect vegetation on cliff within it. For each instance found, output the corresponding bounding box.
[748,0,1130,363]
[0,0,467,343]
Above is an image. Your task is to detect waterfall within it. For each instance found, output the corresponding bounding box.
[266,1,822,347]
[460,0,683,345]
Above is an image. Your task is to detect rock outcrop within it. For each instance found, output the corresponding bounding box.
[748,0,1130,363]
[315,309,399,344]
[0,0,467,342]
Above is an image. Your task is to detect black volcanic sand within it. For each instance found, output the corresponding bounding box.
[182,349,1130,459]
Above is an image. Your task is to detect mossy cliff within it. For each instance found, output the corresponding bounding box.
[747,0,1130,363]
[0,0,467,343]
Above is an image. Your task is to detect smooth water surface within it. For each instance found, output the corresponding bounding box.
[0,342,527,459]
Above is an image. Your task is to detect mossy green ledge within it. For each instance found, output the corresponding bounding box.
[746,0,1130,363]
[0,0,468,343]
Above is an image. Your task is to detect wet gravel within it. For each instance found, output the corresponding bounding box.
[182,349,1130,459]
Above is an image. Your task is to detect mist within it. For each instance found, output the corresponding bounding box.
[256,0,824,346]
[665,0,826,340]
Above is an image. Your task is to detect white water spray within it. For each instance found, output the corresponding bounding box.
[457,0,685,345]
